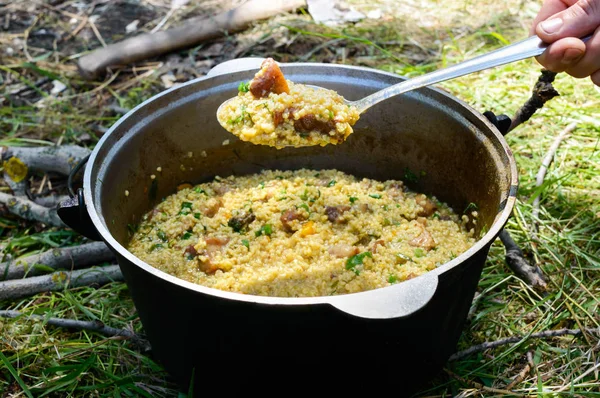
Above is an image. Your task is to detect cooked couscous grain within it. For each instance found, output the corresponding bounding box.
[127,169,476,297]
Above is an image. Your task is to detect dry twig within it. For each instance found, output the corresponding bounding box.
[0,145,90,176]
[0,310,150,351]
[0,264,124,301]
[449,327,599,362]
[508,70,559,132]
[1,242,115,280]
[505,352,533,390]
[499,229,547,290]
[0,192,65,227]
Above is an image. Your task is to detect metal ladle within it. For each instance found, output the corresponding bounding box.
[218,34,590,145]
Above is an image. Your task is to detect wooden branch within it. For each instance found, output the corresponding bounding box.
[0,310,150,351]
[3,172,29,198]
[499,229,547,290]
[77,0,307,80]
[1,242,115,281]
[444,369,524,396]
[33,194,69,208]
[448,327,599,362]
[509,70,559,132]
[532,123,577,233]
[0,264,123,301]
[0,145,90,176]
[505,352,533,391]
[0,192,65,227]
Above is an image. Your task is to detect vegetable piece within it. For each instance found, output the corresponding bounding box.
[369,194,382,199]
[395,253,412,264]
[414,248,425,257]
[238,81,250,92]
[242,239,250,250]
[255,224,273,237]
[157,231,168,241]
[388,275,398,283]
[299,221,316,237]
[349,196,358,203]
[345,251,372,275]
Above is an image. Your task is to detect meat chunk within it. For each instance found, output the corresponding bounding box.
[325,205,351,224]
[280,209,307,232]
[249,58,290,98]
[409,227,436,251]
[415,195,437,217]
[388,183,405,201]
[370,239,385,254]
[205,236,230,254]
[328,244,359,258]
[197,237,230,275]
[184,245,197,257]
[202,198,222,218]
[228,211,256,232]
[294,115,336,135]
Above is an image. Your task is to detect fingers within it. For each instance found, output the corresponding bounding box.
[535,0,600,42]
[536,37,587,72]
[563,27,600,78]
[530,0,574,35]
[591,69,600,86]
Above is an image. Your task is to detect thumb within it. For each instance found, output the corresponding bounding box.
[536,0,600,42]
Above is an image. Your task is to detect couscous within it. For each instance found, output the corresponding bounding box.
[127,169,476,297]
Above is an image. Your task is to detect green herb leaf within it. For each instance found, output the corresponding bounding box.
[369,194,382,199]
[414,248,425,258]
[150,243,163,252]
[298,203,310,213]
[242,239,250,249]
[349,196,358,203]
[327,180,336,187]
[194,187,207,195]
[181,202,193,210]
[396,253,412,264]
[255,224,273,237]
[345,251,373,275]
[464,202,479,213]
[300,189,309,201]
[388,275,398,284]
[328,110,334,119]
[194,213,201,219]
[238,81,250,92]
[182,232,192,240]
[157,231,168,241]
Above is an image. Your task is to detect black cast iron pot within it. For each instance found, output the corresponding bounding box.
[59,58,518,394]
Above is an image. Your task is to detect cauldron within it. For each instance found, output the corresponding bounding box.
[59,58,517,394]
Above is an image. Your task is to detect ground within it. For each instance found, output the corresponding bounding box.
[1,0,599,396]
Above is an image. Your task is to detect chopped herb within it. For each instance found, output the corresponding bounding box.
[300,189,309,201]
[345,251,372,275]
[259,182,265,189]
[238,81,250,92]
[414,248,425,258]
[262,103,269,111]
[327,180,336,187]
[194,213,201,219]
[181,202,193,210]
[404,167,419,183]
[449,251,457,260]
[298,132,309,139]
[150,243,163,252]
[228,105,248,124]
[157,231,168,241]
[349,196,358,203]
[276,176,284,180]
[242,239,250,250]
[328,110,334,119]
[298,203,310,213]
[369,194,382,199]
[182,232,192,240]
[464,202,478,213]
[388,275,398,284]
[194,187,207,195]
[127,223,138,235]
[383,205,389,211]
[277,197,287,201]
[314,173,320,177]
[383,218,391,226]
[255,224,273,237]
[432,212,441,219]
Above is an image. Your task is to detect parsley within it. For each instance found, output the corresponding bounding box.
[238,81,250,92]
[194,187,207,195]
[349,196,358,203]
[182,231,192,240]
[150,243,163,252]
[255,224,273,237]
[328,110,334,119]
[369,194,382,199]
[298,203,310,213]
[432,212,440,219]
[345,251,372,275]
[259,182,265,189]
[327,180,336,187]
[194,213,201,219]
[242,239,250,250]
[414,248,425,258]
[464,202,478,213]
[181,202,193,210]
[300,189,309,201]
[388,275,398,284]
[157,231,168,241]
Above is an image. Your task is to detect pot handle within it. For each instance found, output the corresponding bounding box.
[57,156,102,241]
[326,272,438,319]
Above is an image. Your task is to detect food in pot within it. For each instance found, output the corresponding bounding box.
[127,169,476,297]
[216,58,360,148]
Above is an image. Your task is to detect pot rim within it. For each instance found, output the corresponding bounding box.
[84,61,518,306]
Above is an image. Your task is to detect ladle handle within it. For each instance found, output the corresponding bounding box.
[353,34,592,113]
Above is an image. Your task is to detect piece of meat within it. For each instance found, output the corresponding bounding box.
[201,198,222,218]
[294,114,336,135]
[198,259,218,274]
[197,237,230,274]
[388,183,405,201]
[416,217,428,226]
[273,110,284,127]
[370,239,385,254]
[355,203,371,213]
[184,245,197,257]
[227,211,256,232]
[205,236,230,254]
[249,58,290,98]
[408,227,436,251]
[213,183,231,195]
[328,244,359,258]
[325,205,351,224]
[415,195,437,217]
[280,209,307,232]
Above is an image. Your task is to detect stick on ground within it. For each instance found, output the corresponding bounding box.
[448,327,599,361]
[508,70,559,132]
[0,192,65,227]
[0,310,149,350]
[0,264,123,301]
[1,242,115,281]
[499,229,547,290]
[77,0,307,80]
[0,145,91,176]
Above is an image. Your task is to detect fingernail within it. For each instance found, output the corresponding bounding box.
[540,18,563,34]
[562,48,584,64]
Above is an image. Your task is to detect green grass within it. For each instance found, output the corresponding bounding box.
[2,0,599,396]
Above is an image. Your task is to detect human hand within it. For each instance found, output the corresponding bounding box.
[531,0,600,86]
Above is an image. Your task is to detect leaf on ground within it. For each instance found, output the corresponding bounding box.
[3,157,28,183]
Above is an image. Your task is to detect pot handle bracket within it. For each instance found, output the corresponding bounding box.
[483,111,511,135]
[57,155,102,241]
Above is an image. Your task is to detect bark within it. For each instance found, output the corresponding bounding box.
[0,145,90,176]
[0,192,65,227]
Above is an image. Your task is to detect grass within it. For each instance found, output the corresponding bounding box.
[1,0,599,396]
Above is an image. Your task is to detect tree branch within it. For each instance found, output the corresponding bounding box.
[0,309,150,351]
[1,242,115,281]
[499,229,547,290]
[0,264,124,301]
[449,327,599,361]
[509,70,559,132]
[0,192,65,227]
[0,145,90,176]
